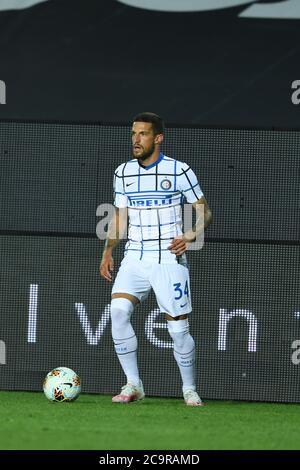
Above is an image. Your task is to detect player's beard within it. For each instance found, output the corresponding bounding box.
[133,142,155,161]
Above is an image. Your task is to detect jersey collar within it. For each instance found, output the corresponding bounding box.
[138,152,164,170]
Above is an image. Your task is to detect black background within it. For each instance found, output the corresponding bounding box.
[0,0,299,127]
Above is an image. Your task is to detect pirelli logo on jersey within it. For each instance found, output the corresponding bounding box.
[130,198,173,207]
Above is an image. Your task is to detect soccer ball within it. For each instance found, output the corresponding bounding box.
[43,367,81,402]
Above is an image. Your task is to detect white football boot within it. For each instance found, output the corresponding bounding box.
[112,381,145,403]
[183,389,204,407]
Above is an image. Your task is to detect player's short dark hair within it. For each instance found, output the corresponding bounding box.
[132,112,164,135]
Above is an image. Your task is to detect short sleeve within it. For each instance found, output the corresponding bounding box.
[177,162,204,203]
[113,165,128,208]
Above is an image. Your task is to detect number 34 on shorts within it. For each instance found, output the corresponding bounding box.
[154,265,192,316]
[173,281,189,302]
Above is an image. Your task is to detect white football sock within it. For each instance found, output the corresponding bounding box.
[167,319,196,393]
[110,298,140,387]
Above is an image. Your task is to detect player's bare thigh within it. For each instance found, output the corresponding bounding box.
[111,292,140,306]
[165,313,188,321]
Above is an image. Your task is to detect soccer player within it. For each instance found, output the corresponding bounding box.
[100,112,212,406]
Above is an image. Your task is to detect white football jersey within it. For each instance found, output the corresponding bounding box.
[113,153,203,263]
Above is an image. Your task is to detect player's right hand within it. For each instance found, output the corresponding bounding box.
[100,252,114,282]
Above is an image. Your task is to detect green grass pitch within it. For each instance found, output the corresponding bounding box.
[0,391,300,450]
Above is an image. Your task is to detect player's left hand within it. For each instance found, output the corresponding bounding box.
[168,236,190,256]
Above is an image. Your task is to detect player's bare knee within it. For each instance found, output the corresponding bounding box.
[112,292,139,305]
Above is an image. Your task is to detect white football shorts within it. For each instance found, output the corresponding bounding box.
[111,257,192,317]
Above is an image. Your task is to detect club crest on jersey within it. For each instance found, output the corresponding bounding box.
[160,179,172,190]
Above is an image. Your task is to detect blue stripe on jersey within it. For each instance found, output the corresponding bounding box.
[129,206,181,211]
[125,248,172,252]
[138,211,144,260]
[125,190,178,195]
[130,221,181,228]
[128,192,176,197]
[156,208,161,264]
